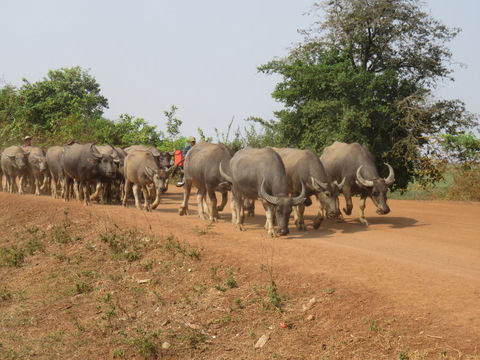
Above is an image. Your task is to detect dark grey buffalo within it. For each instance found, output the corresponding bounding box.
[220,147,305,237]
[90,145,122,203]
[273,147,344,230]
[122,150,168,211]
[24,146,49,196]
[62,143,116,205]
[46,146,65,199]
[0,146,30,194]
[124,145,171,169]
[320,141,395,225]
[178,142,231,222]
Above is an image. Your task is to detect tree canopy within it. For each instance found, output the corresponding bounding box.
[0,67,189,150]
[259,0,477,189]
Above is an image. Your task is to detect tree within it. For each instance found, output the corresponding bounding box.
[0,67,110,147]
[17,66,108,130]
[164,105,182,140]
[259,0,477,189]
[108,114,163,147]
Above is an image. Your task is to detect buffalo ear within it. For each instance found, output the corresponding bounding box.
[144,166,156,180]
[218,181,231,191]
[90,144,102,159]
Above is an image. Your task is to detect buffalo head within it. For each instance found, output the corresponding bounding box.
[355,163,395,215]
[8,151,29,170]
[145,166,168,195]
[311,176,345,219]
[259,179,306,236]
[90,144,116,178]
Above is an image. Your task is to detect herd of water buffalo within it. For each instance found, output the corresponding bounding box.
[0,140,395,236]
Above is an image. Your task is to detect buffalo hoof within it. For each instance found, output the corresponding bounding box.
[267,229,277,237]
[178,207,188,216]
[216,206,225,212]
[235,224,246,232]
[199,213,208,220]
[359,217,369,226]
[296,221,306,231]
[312,218,323,229]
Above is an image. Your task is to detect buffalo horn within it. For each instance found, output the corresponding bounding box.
[292,180,306,206]
[144,166,156,180]
[356,166,374,187]
[259,179,280,205]
[311,176,328,191]
[334,177,346,190]
[384,163,395,186]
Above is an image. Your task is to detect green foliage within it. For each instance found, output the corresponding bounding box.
[439,133,480,165]
[0,246,26,267]
[164,104,182,140]
[259,0,477,189]
[128,328,159,358]
[0,67,185,153]
[104,114,163,147]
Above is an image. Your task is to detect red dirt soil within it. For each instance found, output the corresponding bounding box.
[1,188,479,358]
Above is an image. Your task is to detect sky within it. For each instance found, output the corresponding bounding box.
[1,0,479,139]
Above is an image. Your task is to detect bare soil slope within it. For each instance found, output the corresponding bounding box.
[1,189,479,359]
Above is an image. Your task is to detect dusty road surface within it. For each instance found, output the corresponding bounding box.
[1,188,479,358]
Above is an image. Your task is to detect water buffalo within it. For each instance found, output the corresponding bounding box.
[62,143,116,205]
[46,146,65,199]
[320,141,395,225]
[89,145,122,203]
[0,146,30,194]
[220,147,305,237]
[122,150,168,211]
[178,142,231,222]
[124,145,171,169]
[273,147,344,230]
[24,146,49,196]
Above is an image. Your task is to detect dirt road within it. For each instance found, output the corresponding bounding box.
[2,189,479,355]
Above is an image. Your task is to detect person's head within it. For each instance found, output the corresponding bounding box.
[188,136,196,145]
[23,136,32,146]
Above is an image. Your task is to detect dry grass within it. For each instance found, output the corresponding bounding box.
[0,200,478,359]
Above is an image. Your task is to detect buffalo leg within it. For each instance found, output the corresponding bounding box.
[141,186,151,211]
[294,204,307,231]
[132,184,142,210]
[18,175,25,194]
[244,199,255,217]
[51,175,58,198]
[207,187,218,222]
[217,190,228,212]
[178,180,192,216]
[262,202,276,237]
[73,181,80,201]
[64,177,72,201]
[122,180,131,207]
[196,188,208,220]
[231,192,245,231]
[33,175,40,196]
[81,182,90,206]
[312,195,324,229]
[359,195,368,226]
[90,182,102,201]
[342,186,353,215]
[5,174,12,193]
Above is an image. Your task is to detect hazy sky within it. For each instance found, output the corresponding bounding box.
[1,0,479,138]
